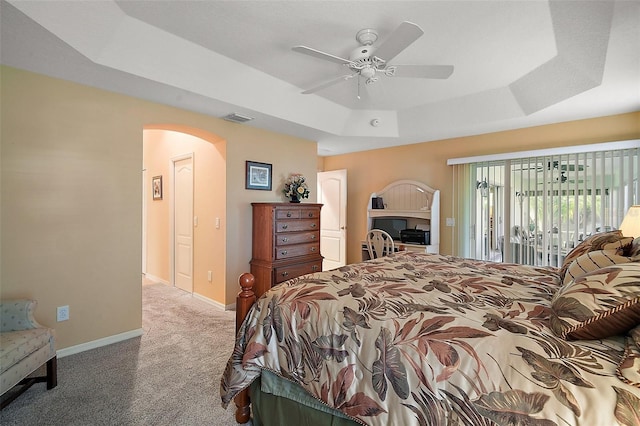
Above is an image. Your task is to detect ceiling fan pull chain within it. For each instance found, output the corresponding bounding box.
[357,76,361,99]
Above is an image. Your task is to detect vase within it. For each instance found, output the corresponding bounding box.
[290,195,300,203]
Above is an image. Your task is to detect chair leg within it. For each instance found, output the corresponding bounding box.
[0,356,58,410]
[46,356,57,390]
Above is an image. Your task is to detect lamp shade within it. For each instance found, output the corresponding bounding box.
[619,205,640,238]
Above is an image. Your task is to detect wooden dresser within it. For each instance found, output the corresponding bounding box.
[250,203,323,297]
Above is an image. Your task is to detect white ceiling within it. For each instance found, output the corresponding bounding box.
[1,0,638,156]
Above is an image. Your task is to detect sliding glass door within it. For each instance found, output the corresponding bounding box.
[466,146,639,266]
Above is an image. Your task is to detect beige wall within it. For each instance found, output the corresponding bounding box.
[322,112,640,264]
[1,66,317,349]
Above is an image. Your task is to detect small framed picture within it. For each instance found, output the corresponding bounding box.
[246,161,272,190]
[152,175,163,200]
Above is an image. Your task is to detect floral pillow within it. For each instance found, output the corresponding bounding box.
[558,230,626,280]
[617,325,640,388]
[627,237,640,259]
[550,262,640,340]
[562,249,632,286]
[604,237,635,255]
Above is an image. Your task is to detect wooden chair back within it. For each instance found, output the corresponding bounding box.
[366,229,395,259]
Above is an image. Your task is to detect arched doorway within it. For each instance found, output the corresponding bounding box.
[142,126,227,303]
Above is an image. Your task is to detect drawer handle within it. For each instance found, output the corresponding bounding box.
[281,250,288,255]
[308,213,313,217]
[282,224,288,229]
[282,237,289,242]
[312,265,319,271]
[310,247,316,252]
[281,271,289,277]
[310,223,316,228]
[287,212,292,217]
[311,235,316,240]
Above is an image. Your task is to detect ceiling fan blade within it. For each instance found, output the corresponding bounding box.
[373,21,424,62]
[392,64,454,79]
[301,74,356,94]
[292,46,353,65]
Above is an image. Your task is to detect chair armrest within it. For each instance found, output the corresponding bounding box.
[0,299,43,332]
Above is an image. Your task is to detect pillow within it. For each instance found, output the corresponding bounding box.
[550,262,640,340]
[627,237,640,259]
[603,237,634,255]
[559,230,625,279]
[617,325,640,388]
[562,249,632,285]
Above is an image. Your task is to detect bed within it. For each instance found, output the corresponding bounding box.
[221,231,640,425]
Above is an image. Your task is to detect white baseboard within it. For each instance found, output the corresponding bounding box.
[143,273,169,285]
[193,292,236,311]
[57,328,144,358]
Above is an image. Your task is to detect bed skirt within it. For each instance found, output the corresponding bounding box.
[250,370,360,426]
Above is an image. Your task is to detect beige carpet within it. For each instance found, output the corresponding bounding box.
[0,282,242,425]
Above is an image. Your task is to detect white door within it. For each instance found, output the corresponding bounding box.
[317,169,347,270]
[174,155,194,292]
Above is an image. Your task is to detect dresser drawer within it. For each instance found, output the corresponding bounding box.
[276,231,319,246]
[275,209,300,219]
[274,260,322,284]
[275,242,320,259]
[276,219,319,233]
[298,208,320,219]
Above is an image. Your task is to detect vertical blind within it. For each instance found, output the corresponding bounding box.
[451,144,639,266]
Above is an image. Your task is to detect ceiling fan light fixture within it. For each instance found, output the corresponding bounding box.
[361,67,376,79]
[356,28,378,46]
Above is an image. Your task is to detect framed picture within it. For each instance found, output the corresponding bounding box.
[152,175,163,200]
[246,161,272,190]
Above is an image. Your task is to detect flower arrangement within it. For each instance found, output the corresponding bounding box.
[283,173,310,201]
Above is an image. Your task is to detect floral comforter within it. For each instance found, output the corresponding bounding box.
[220,252,640,425]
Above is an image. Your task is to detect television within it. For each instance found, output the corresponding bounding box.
[371,218,407,241]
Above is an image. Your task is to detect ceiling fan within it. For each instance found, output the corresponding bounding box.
[538,171,584,185]
[515,161,586,173]
[292,21,454,95]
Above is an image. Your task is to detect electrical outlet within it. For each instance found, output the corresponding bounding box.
[207,271,212,282]
[446,217,455,227]
[57,305,69,322]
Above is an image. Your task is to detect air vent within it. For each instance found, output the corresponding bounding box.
[222,113,254,123]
